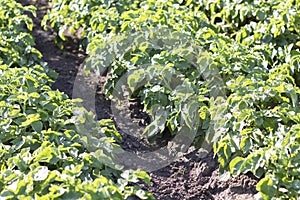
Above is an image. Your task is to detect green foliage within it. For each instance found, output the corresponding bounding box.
[194,0,300,79]
[44,0,300,199]
[214,68,300,199]
[0,1,42,67]
[0,64,153,199]
[0,1,153,199]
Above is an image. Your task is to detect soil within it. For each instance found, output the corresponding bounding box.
[19,0,260,199]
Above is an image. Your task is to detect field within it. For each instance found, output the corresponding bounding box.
[1,0,300,199]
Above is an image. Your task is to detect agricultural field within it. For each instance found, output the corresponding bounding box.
[1,0,300,199]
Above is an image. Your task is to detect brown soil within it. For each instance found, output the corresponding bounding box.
[20,0,260,199]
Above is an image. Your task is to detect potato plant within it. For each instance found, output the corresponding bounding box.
[0,1,153,199]
[43,0,300,199]
[0,1,41,67]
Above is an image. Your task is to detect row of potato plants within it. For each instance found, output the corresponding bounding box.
[0,1,153,199]
[44,0,300,199]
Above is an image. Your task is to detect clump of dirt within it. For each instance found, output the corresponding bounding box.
[142,149,258,200]
[19,0,260,199]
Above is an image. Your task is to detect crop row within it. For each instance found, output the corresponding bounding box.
[44,0,300,199]
[0,1,153,199]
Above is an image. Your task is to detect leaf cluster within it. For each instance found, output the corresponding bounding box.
[0,1,153,199]
[44,0,300,199]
